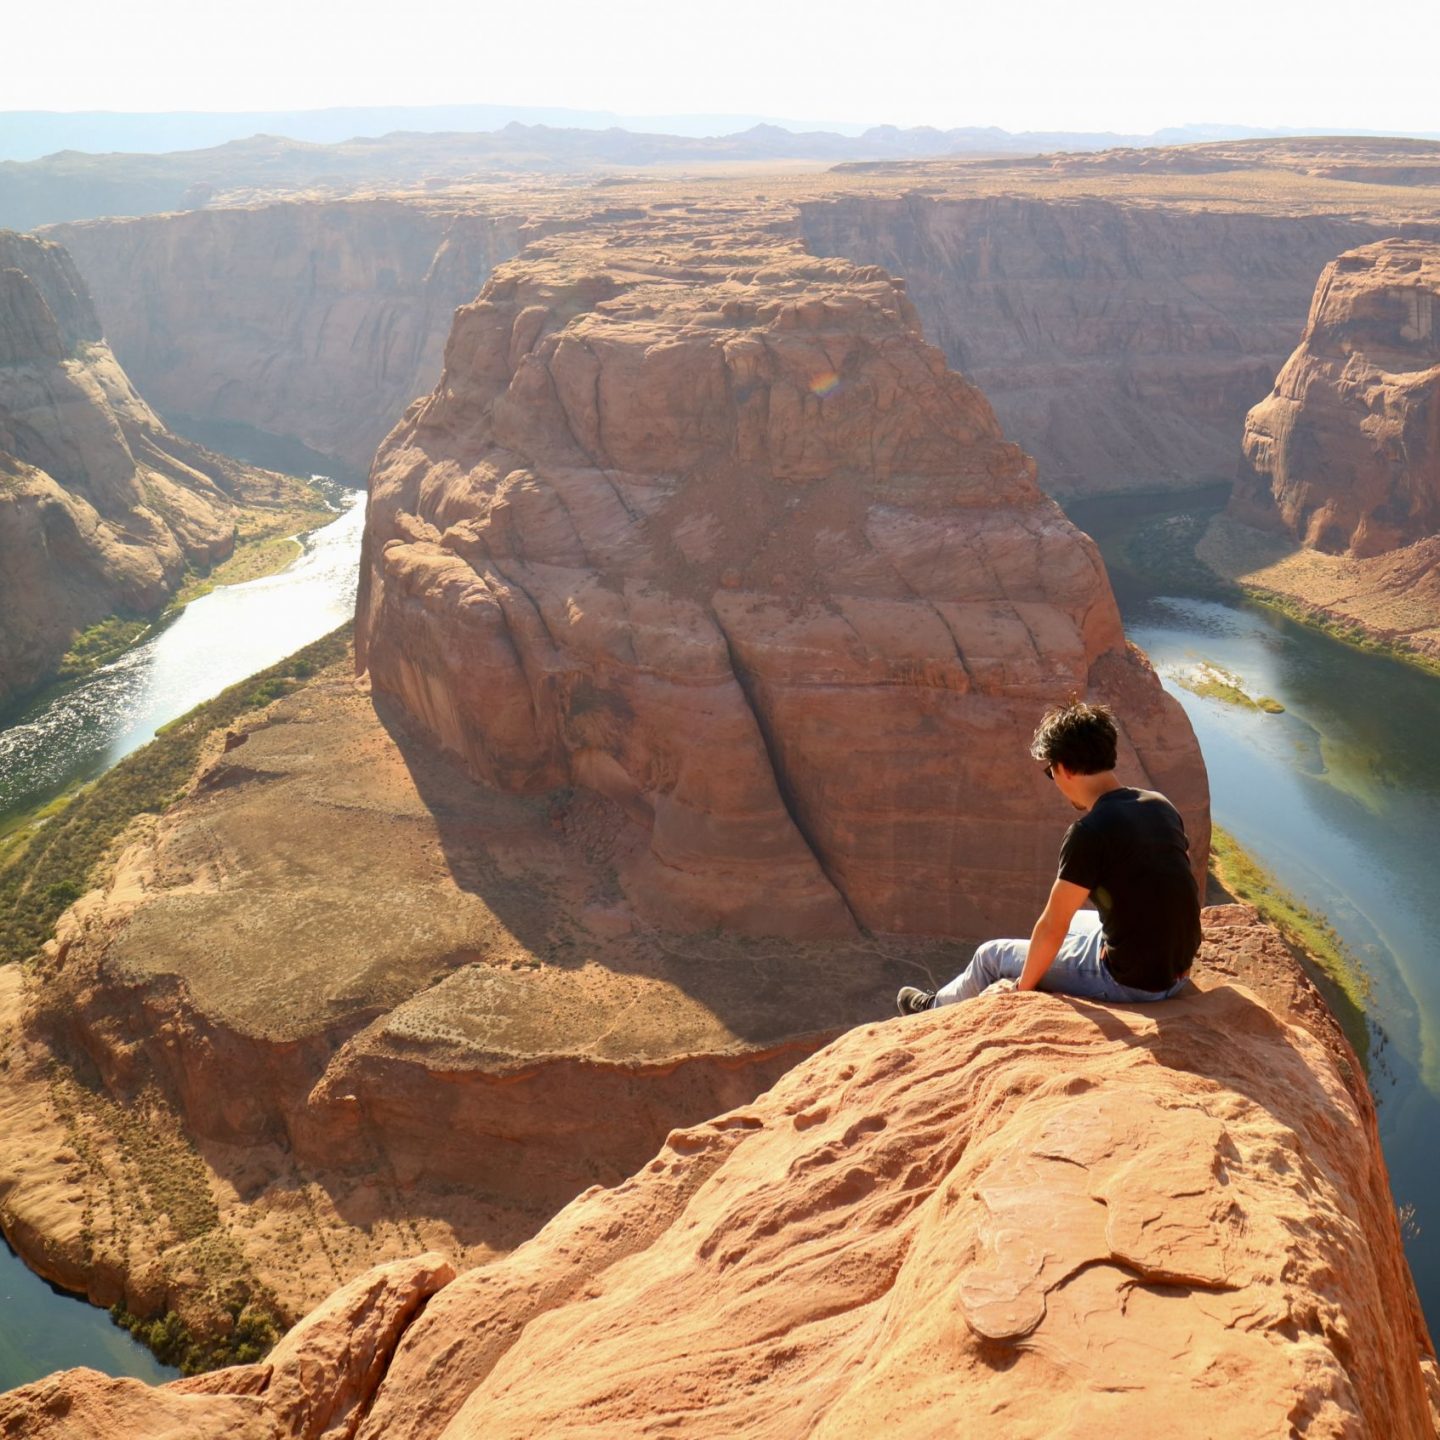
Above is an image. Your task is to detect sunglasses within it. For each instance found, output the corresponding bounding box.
[1043,763,1056,781]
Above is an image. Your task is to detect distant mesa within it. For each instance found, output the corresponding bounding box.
[1195,237,1440,667]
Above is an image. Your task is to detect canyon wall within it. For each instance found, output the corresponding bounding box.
[798,195,1437,494]
[46,199,558,474]
[1201,240,1440,666]
[44,159,1440,502]
[1233,239,1440,555]
[6,911,1437,1437]
[356,217,1208,942]
[0,230,298,709]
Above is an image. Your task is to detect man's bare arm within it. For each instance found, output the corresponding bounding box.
[1016,878,1092,991]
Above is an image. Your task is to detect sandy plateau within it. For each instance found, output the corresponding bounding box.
[0,663,934,1334]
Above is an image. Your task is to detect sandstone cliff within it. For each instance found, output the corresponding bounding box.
[0,226,1204,1357]
[0,230,319,710]
[1233,239,1440,556]
[356,220,1208,941]
[4,910,1436,1437]
[46,200,563,474]
[44,144,1440,502]
[798,196,1438,495]
[1201,240,1440,665]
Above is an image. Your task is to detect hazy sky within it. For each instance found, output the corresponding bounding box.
[13,0,1440,134]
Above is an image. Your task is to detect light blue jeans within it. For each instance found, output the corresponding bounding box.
[933,910,1188,1007]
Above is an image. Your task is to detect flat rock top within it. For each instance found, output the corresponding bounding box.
[97,674,940,1060]
[1309,238,1440,358]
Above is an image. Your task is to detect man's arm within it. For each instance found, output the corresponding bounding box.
[1016,878,1091,991]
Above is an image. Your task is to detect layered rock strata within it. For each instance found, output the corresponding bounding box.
[798,196,1438,495]
[1,224,1205,1350]
[1233,239,1440,554]
[0,665,939,1337]
[5,910,1436,1437]
[46,142,1440,499]
[1206,240,1440,664]
[357,221,1208,941]
[47,200,567,473]
[0,229,314,709]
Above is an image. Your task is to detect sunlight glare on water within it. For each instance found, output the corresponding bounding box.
[0,490,365,825]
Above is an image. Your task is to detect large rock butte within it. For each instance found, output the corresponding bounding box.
[356,219,1208,941]
[0,229,316,709]
[3,911,1437,1437]
[0,220,1205,1352]
[1204,239,1440,665]
[1233,239,1440,557]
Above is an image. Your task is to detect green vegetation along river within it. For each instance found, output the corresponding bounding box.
[0,486,365,1391]
[1068,489,1440,1332]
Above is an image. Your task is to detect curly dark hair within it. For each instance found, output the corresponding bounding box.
[1029,700,1118,775]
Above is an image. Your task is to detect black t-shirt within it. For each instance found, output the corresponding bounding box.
[1056,787,1201,991]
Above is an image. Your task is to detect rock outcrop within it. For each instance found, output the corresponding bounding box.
[46,200,565,474]
[0,229,317,709]
[1,220,1203,1353]
[356,219,1208,941]
[5,910,1436,1437]
[798,196,1440,495]
[1201,240,1440,666]
[1233,239,1440,556]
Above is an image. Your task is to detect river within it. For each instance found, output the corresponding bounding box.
[0,488,365,828]
[1068,489,1440,1333]
[0,485,365,1390]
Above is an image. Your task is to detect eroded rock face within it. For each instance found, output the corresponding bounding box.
[1233,239,1440,558]
[798,196,1431,495]
[0,1253,454,1440]
[7,912,1436,1438]
[357,220,1208,939]
[47,200,558,474]
[0,230,302,708]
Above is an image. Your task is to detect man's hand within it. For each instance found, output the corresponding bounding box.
[1016,878,1091,990]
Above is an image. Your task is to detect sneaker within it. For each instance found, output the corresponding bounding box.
[896,985,936,1016]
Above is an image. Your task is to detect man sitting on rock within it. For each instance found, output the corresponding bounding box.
[897,700,1201,1014]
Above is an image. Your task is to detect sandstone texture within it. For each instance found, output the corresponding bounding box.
[1233,239,1440,557]
[356,219,1208,941]
[5,910,1436,1438]
[0,666,941,1339]
[1200,240,1440,665]
[0,229,321,709]
[47,200,574,474]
